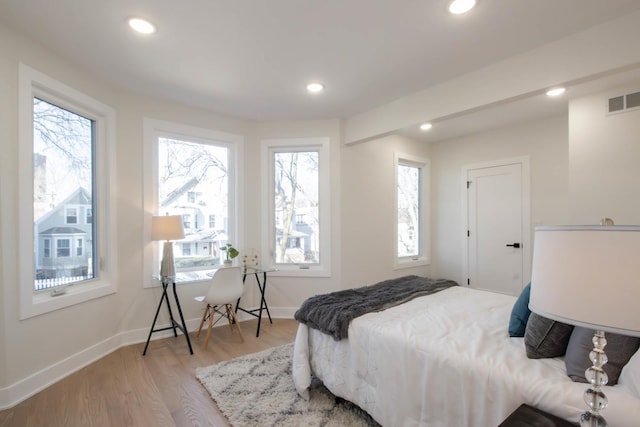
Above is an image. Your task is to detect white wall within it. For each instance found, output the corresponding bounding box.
[0,22,417,406]
[0,23,253,402]
[568,84,640,224]
[430,115,570,286]
[341,135,433,288]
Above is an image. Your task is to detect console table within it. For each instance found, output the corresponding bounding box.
[142,277,193,356]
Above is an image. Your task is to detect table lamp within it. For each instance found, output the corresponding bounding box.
[529,223,640,426]
[151,214,185,281]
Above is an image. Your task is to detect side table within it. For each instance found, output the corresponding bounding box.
[143,278,193,355]
[499,404,577,426]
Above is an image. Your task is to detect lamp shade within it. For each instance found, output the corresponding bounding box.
[151,215,185,241]
[529,225,640,337]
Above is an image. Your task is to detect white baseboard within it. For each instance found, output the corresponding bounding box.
[0,308,297,410]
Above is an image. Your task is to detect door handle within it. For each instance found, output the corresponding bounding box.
[506,243,521,248]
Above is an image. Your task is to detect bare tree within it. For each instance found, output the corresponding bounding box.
[33,97,93,205]
[160,138,228,203]
[274,151,319,263]
[397,165,420,256]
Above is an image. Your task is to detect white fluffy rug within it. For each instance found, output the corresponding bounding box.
[195,343,379,427]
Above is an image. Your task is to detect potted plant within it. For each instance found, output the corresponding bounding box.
[220,243,239,266]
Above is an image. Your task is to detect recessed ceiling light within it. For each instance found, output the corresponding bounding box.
[306,83,324,93]
[449,0,476,15]
[546,87,566,97]
[128,17,156,35]
[420,123,433,131]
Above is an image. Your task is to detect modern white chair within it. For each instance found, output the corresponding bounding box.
[195,267,245,349]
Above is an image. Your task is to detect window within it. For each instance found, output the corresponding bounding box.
[143,119,242,285]
[43,239,50,258]
[19,64,117,319]
[182,213,191,230]
[182,243,191,256]
[395,153,430,268]
[187,191,201,203]
[56,239,70,257]
[262,138,331,276]
[65,207,78,224]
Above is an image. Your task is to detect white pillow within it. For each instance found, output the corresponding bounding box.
[617,347,640,398]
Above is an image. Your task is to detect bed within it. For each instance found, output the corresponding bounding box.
[292,278,640,426]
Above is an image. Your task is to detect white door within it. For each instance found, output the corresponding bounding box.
[467,162,525,295]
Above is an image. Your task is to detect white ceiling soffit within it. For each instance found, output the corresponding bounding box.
[1,1,640,143]
[347,10,640,144]
[398,65,640,144]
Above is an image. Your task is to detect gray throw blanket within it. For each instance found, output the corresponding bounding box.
[294,275,457,340]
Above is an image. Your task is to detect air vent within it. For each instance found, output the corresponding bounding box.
[626,91,640,109]
[608,96,624,113]
[607,90,640,114]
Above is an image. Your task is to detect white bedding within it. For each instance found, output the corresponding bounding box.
[292,286,640,426]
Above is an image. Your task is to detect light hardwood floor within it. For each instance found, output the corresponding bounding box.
[0,319,299,427]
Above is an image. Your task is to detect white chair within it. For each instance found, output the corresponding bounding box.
[195,267,245,349]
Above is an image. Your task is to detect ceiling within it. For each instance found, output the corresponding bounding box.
[2,0,640,141]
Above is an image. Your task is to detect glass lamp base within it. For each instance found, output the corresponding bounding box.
[579,330,609,427]
[580,411,607,427]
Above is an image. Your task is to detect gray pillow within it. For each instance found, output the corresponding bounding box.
[565,326,640,386]
[524,312,574,359]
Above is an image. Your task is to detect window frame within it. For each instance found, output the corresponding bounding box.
[142,118,243,287]
[394,152,430,269]
[261,137,331,277]
[18,64,117,319]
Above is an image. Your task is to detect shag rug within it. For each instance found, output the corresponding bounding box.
[195,343,380,427]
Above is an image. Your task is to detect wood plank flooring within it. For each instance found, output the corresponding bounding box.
[0,319,299,427]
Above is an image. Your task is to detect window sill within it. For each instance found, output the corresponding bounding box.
[394,257,430,270]
[20,281,117,320]
[267,266,331,278]
[145,269,215,288]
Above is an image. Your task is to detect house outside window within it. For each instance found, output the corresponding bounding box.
[32,96,95,284]
[19,64,117,319]
[143,118,242,284]
[86,207,92,224]
[395,153,430,268]
[262,137,331,277]
[76,238,83,256]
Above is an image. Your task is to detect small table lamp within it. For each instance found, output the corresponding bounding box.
[151,215,185,282]
[529,224,640,426]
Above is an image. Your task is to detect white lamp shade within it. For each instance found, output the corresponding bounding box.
[151,215,185,241]
[529,225,640,337]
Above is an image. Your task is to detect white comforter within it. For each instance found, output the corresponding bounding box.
[292,286,640,426]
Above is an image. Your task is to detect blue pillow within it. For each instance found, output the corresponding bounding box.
[508,283,531,337]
